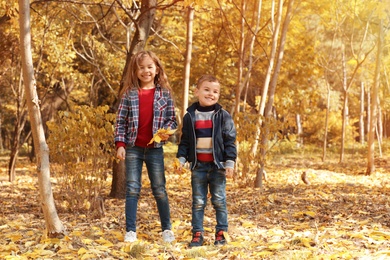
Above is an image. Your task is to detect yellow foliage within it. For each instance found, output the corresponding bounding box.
[148,127,176,145]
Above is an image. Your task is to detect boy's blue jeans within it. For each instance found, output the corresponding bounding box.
[191,161,228,233]
[125,146,171,232]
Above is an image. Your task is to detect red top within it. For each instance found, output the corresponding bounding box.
[135,88,155,147]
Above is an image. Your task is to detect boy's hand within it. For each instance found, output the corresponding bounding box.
[225,168,234,178]
[116,146,125,160]
[173,158,186,174]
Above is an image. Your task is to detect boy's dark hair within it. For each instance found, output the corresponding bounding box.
[196,75,219,88]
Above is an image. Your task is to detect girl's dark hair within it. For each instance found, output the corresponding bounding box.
[121,50,171,97]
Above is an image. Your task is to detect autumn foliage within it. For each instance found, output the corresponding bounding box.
[46,106,116,214]
[1,143,390,259]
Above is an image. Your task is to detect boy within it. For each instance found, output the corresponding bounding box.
[176,74,237,247]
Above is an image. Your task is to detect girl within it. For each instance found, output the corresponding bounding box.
[115,50,177,243]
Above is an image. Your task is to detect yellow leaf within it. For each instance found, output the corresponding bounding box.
[254,251,274,257]
[26,230,35,236]
[300,237,312,248]
[148,128,176,145]
[242,221,256,228]
[81,238,93,245]
[72,230,83,237]
[268,243,284,250]
[224,232,231,243]
[375,250,390,256]
[370,231,390,238]
[9,234,22,242]
[81,253,97,260]
[358,219,370,225]
[304,211,316,218]
[57,248,73,254]
[206,249,220,256]
[109,230,123,240]
[96,237,114,247]
[78,247,88,255]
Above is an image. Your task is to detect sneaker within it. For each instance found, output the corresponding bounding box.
[162,230,175,243]
[124,230,137,242]
[214,230,226,246]
[189,231,204,247]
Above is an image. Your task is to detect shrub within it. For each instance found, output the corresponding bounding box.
[47,105,116,214]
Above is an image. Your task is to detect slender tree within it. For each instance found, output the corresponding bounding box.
[182,5,194,119]
[366,18,383,175]
[254,0,295,188]
[18,0,65,237]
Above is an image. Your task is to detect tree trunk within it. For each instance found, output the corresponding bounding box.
[384,113,388,139]
[234,0,246,116]
[367,84,371,139]
[0,117,3,153]
[18,0,65,237]
[8,69,27,181]
[109,159,126,198]
[242,0,262,114]
[359,81,365,144]
[181,6,194,119]
[254,0,294,188]
[377,98,383,144]
[8,112,27,182]
[296,113,302,147]
[366,19,382,175]
[120,0,157,94]
[340,46,347,163]
[110,0,157,199]
[322,81,331,162]
[251,0,283,157]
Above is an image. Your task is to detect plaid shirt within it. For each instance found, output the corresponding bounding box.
[114,85,177,148]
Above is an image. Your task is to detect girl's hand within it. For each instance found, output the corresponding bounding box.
[159,133,170,142]
[225,168,234,178]
[116,147,126,160]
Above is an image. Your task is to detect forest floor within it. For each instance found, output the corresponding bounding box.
[1,145,390,260]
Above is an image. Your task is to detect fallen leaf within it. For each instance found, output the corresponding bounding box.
[148,128,176,145]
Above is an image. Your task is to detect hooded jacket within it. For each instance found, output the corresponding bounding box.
[176,102,237,170]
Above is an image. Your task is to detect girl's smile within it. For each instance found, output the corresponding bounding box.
[136,56,159,89]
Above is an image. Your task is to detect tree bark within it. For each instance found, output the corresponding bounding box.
[359,81,365,144]
[251,0,282,157]
[243,0,262,113]
[0,117,3,152]
[322,81,331,162]
[254,0,294,188]
[18,0,65,237]
[366,19,382,175]
[110,0,157,199]
[340,46,347,163]
[233,0,246,116]
[181,5,194,119]
[296,113,302,147]
[120,0,157,93]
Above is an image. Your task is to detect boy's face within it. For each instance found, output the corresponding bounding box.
[195,81,220,107]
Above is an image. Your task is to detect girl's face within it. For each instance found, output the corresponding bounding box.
[136,55,159,88]
[195,81,220,107]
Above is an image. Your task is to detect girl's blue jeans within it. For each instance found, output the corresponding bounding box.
[125,146,171,232]
[191,161,228,233]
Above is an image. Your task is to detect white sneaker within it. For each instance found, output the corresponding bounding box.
[124,231,137,242]
[162,230,175,243]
